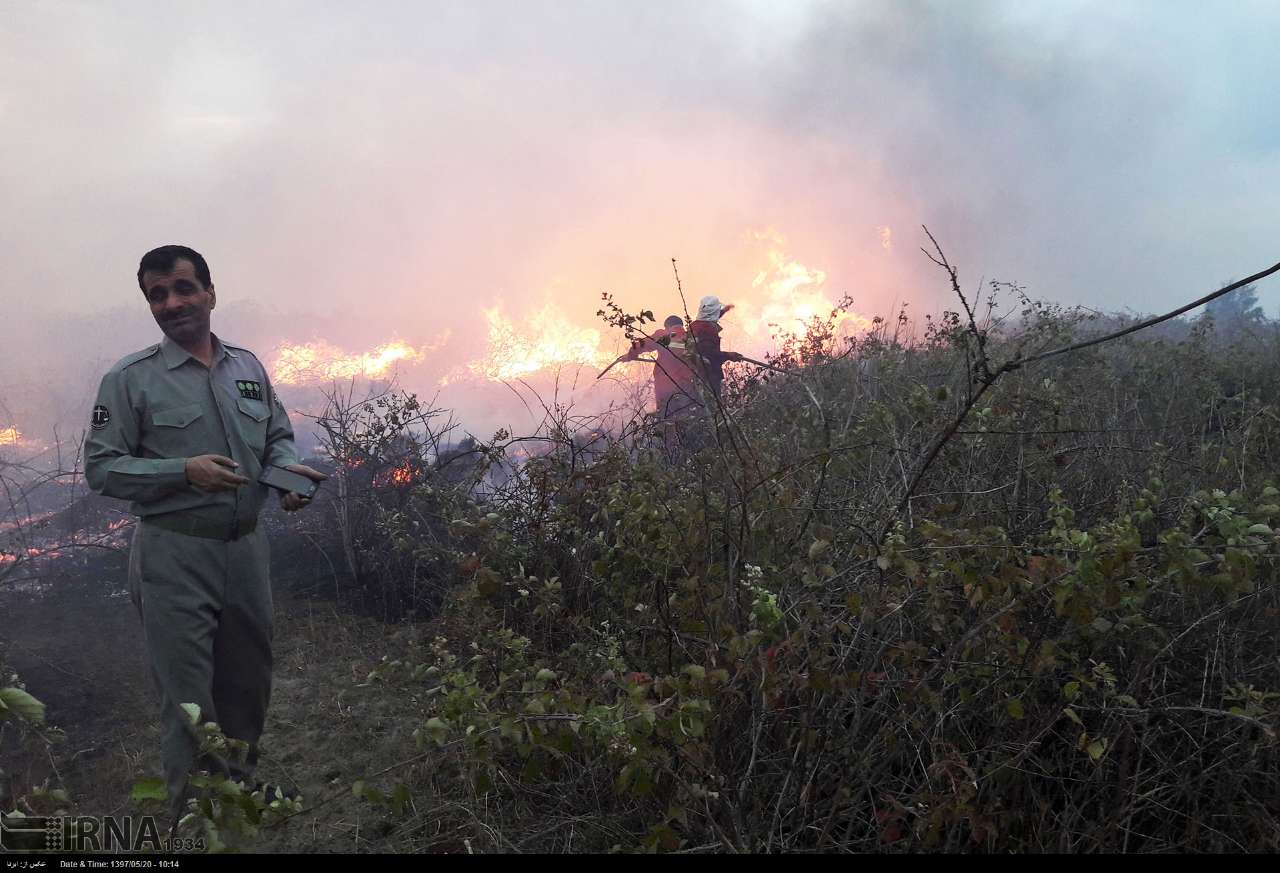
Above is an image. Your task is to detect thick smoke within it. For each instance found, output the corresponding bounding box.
[3,1,1277,445]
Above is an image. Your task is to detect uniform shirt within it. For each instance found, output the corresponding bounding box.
[85,334,299,525]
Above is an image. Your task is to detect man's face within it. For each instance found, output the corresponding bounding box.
[141,259,215,345]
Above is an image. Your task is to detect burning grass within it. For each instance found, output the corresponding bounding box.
[464,305,610,383]
[270,340,428,386]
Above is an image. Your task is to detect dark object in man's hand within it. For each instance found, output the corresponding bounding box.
[258,464,321,498]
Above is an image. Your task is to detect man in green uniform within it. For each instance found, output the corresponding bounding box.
[85,245,326,818]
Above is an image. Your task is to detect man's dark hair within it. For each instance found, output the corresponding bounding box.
[664,315,684,329]
[137,245,212,292]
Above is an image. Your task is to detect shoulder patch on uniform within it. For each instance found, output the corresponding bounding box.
[111,345,161,372]
[91,405,111,430]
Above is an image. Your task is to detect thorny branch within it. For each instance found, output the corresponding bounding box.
[889,226,1280,533]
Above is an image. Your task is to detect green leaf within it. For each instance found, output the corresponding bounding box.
[424,717,449,745]
[391,783,411,815]
[1062,707,1083,726]
[1086,738,1108,761]
[534,668,557,682]
[180,702,202,725]
[1247,523,1273,535]
[1006,698,1025,720]
[681,664,706,682]
[1063,681,1080,702]
[130,777,168,803]
[0,687,45,724]
[205,827,226,854]
[238,791,262,825]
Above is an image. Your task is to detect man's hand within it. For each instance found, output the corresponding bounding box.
[185,455,251,493]
[280,463,328,512]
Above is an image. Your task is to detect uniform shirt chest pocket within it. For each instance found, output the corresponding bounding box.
[149,402,208,456]
[235,396,270,454]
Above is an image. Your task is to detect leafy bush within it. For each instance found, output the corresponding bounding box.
[324,281,1280,852]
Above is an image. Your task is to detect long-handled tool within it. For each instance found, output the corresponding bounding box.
[601,352,786,381]
[597,355,657,380]
[737,355,792,375]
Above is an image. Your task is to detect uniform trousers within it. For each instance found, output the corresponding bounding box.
[128,521,273,816]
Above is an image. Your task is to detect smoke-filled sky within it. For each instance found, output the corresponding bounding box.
[3,0,1279,441]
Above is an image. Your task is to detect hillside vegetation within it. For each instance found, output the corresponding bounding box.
[4,271,1279,853]
[284,276,1280,853]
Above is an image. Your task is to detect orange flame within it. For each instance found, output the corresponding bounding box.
[374,462,416,487]
[465,305,608,382]
[0,511,55,533]
[270,336,448,386]
[0,546,62,565]
[0,426,21,446]
[739,246,873,340]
